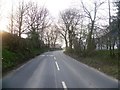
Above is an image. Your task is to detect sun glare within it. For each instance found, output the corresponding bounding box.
[0,18,8,32]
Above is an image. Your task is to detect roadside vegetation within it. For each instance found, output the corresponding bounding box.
[1,1,61,75]
[65,50,119,80]
[61,1,120,80]
[2,32,49,74]
[1,0,120,80]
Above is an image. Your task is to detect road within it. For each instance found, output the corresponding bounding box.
[2,51,119,88]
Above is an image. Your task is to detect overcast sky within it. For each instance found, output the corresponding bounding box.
[0,0,116,32]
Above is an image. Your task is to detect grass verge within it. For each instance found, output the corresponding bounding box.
[2,48,47,76]
[64,50,119,80]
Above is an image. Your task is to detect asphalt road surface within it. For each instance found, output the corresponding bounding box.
[2,51,119,88]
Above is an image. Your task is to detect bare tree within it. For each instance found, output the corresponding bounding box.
[14,1,28,37]
[50,26,59,48]
[44,25,59,49]
[24,2,52,48]
[81,0,104,52]
[59,8,81,50]
[57,22,68,49]
[116,0,120,57]
[25,2,51,40]
[38,8,52,41]
[8,2,14,34]
[7,1,20,35]
[94,0,116,55]
[44,31,51,47]
[108,0,113,55]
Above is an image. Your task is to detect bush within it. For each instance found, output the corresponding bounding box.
[2,49,17,71]
[2,32,48,73]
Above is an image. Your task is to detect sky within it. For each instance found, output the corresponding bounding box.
[0,0,76,31]
[0,0,116,32]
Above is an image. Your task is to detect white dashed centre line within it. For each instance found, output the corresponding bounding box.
[62,81,67,90]
[54,57,56,60]
[41,55,45,56]
[55,61,60,71]
[50,55,53,56]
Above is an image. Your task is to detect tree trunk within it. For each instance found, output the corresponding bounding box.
[65,38,68,49]
[68,30,72,50]
[87,20,95,52]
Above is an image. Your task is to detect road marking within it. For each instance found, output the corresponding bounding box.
[41,55,45,56]
[41,54,55,57]
[54,57,56,60]
[16,59,33,71]
[55,61,60,71]
[62,81,67,90]
[16,63,26,71]
[49,55,53,56]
